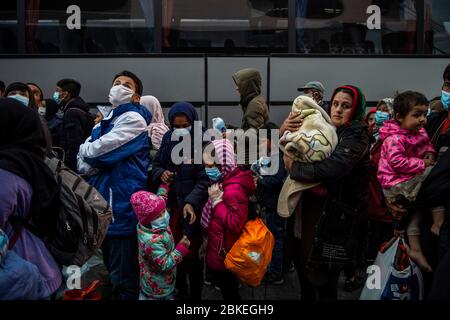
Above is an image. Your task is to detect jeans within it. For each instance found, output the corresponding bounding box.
[265,210,286,275]
[102,233,140,300]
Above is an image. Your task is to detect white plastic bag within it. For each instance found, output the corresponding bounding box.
[360,237,423,300]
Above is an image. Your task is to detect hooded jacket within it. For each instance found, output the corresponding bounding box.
[377,120,435,189]
[232,68,269,130]
[78,102,152,236]
[206,167,256,271]
[61,97,94,171]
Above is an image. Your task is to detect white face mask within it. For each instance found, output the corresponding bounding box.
[108,85,134,108]
[173,126,192,137]
[38,107,46,116]
[9,94,29,107]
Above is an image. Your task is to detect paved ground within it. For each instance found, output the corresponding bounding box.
[202,269,364,300]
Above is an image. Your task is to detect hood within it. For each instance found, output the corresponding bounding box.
[378,119,408,141]
[65,97,90,113]
[222,167,256,197]
[232,68,262,107]
[168,102,198,129]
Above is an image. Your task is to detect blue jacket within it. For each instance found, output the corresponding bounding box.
[78,103,152,236]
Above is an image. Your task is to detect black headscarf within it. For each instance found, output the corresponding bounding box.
[0,98,59,239]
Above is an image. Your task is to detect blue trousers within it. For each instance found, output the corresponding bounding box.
[265,210,286,275]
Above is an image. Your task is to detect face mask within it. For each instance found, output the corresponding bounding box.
[10,94,29,107]
[52,91,61,104]
[375,111,390,126]
[173,126,192,137]
[108,85,134,107]
[205,167,222,182]
[212,117,226,133]
[38,107,46,116]
[151,210,170,230]
[441,90,450,111]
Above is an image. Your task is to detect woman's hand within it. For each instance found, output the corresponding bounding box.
[283,153,294,173]
[161,170,174,184]
[180,235,191,248]
[183,203,196,224]
[280,112,303,136]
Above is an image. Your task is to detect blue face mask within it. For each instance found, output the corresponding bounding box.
[52,91,61,104]
[375,111,390,126]
[441,90,450,111]
[9,94,29,107]
[151,210,170,230]
[212,117,226,133]
[205,167,222,182]
[173,126,191,138]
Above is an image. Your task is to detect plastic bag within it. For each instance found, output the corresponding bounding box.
[360,237,423,300]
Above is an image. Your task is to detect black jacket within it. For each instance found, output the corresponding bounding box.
[290,122,371,270]
[257,152,287,212]
[426,111,450,154]
[61,97,94,171]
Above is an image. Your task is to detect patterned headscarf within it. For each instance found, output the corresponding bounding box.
[200,139,237,230]
[140,95,169,149]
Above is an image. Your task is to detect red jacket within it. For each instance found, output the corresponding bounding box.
[206,167,255,271]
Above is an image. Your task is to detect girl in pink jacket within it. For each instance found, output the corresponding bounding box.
[378,91,445,272]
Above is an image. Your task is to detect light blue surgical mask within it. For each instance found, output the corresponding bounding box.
[9,94,29,107]
[173,126,192,137]
[375,111,390,126]
[212,117,226,133]
[441,90,450,111]
[205,167,222,182]
[52,91,61,104]
[151,210,170,230]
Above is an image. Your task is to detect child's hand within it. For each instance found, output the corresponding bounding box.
[423,152,436,167]
[161,170,174,184]
[180,235,190,248]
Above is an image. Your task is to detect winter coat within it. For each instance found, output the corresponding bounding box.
[0,168,62,295]
[289,122,370,269]
[137,223,189,299]
[377,120,435,190]
[206,167,256,271]
[232,68,269,130]
[61,97,94,171]
[426,110,450,156]
[257,152,287,212]
[77,103,152,236]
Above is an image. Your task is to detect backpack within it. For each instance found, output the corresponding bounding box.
[224,217,274,287]
[43,157,112,266]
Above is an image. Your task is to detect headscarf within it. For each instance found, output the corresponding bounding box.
[157,102,201,166]
[200,139,237,230]
[140,95,169,149]
[0,98,60,240]
[330,85,367,124]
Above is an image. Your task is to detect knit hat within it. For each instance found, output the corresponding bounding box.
[130,191,166,226]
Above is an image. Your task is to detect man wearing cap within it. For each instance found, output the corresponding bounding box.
[297,81,329,114]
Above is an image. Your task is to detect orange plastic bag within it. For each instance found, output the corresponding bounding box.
[224,218,275,287]
[63,280,102,300]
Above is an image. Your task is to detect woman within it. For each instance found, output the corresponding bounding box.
[0,97,62,298]
[202,139,255,300]
[152,102,209,300]
[282,85,370,299]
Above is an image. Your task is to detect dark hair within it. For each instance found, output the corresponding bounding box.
[56,79,81,98]
[113,70,143,96]
[393,91,428,119]
[0,80,5,94]
[4,82,36,109]
[27,82,44,101]
[444,64,450,82]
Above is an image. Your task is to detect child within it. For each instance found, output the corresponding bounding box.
[372,97,394,142]
[253,122,288,284]
[130,184,190,300]
[377,91,445,272]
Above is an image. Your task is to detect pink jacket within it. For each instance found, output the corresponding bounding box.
[206,167,255,271]
[377,120,435,189]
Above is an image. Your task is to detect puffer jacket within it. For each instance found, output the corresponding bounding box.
[206,167,256,271]
[377,120,435,189]
[232,68,269,130]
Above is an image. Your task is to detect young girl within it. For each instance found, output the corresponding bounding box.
[377,91,445,272]
[201,139,255,300]
[130,184,190,300]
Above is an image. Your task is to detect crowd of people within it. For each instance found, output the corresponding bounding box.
[0,64,450,300]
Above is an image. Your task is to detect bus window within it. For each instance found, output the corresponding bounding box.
[296,0,419,54]
[23,0,155,54]
[162,0,288,53]
[0,1,18,53]
[429,0,450,54]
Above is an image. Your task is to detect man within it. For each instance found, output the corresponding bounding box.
[297,81,329,114]
[77,70,152,300]
[54,79,93,171]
